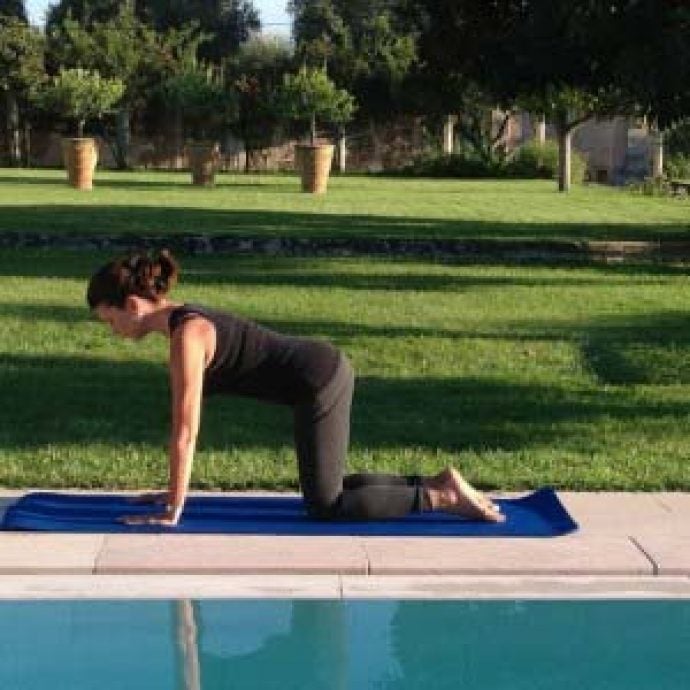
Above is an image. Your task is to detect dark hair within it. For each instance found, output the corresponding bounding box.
[87,250,179,309]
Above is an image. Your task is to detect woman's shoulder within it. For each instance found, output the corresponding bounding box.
[169,303,213,334]
[169,303,247,335]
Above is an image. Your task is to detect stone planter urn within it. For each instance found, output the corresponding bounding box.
[296,143,334,194]
[62,138,98,191]
[187,142,221,187]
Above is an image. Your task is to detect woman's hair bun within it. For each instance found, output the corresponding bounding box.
[86,249,180,309]
[125,249,179,298]
[154,249,179,296]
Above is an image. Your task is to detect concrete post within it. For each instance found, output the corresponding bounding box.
[443,115,456,154]
[535,115,546,144]
[337,130,347,173]
[651,130,664,179]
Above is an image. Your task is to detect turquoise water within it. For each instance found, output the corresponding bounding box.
[0,599,689,689]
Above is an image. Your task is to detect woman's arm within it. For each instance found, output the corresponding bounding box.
[123,318,211,526]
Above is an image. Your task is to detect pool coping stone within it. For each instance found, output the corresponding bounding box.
[1,490,689,595]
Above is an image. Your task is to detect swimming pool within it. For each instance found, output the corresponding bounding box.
[1,599,688,689]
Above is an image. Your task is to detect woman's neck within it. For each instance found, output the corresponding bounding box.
[140,299,183,337]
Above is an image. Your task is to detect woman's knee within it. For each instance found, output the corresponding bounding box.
[304,494,341,521]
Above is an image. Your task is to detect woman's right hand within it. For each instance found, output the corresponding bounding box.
[126,491,170,506]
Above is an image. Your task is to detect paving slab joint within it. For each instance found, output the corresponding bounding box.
[92,536,108,575]
[629,536,659,576]
[360,543,372,576]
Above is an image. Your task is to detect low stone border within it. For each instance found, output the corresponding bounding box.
[2,232,690,263]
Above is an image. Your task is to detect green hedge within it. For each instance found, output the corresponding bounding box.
[390,140,587,183]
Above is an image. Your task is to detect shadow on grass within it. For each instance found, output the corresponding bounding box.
[579,312,690,384]
[1,353,688,457]
[0,250,688,291]
[0,205,689,241]
[0,174,295,192]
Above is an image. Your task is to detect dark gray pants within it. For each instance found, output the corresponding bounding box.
[294,355,423,520]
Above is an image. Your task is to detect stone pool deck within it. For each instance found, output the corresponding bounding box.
[1,490,689,599]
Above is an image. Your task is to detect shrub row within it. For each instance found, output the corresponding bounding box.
[389,141,588,183]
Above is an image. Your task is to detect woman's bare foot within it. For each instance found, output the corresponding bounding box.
[424,468,504,522]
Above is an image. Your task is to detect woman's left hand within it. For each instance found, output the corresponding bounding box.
[120,510,180,527]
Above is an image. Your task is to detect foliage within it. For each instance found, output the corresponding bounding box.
[47,11,160,108]
[666,120,690,156]
[277,66,356,143]
[33,67,125,137]
[393,152,504,179]
[158,68,236,140]
[0,0,27,22]
[665,155,690,183]
[391,140,588,183]
[400,1,656,191]
[507,140,587,184]
[138,0,260,64]
[46,0,124,28]
[608,1,690,128]
[228,36,294,170]
[0,16,44,96]
[290,0,417,124]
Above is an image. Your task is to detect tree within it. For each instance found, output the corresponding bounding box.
[33,67,125,137]
[0,1,27,22]
[46,0,128,28]
[138,0,261,65]
[277,66,356,144]
[607,0,690,179]
[290,0,417,169]
[0,16,44,166]
[46,6,209,168]
[403,1,647,191]
[228,35,293,171]
[157,68,234,141]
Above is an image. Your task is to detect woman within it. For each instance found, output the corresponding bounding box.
[87,250,503,526]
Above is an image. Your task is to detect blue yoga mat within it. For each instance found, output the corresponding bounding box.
[2,488,576,537]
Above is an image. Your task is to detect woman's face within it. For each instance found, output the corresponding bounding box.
[95,303,143,339]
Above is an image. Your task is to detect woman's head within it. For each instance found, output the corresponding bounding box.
[87,250,179,338]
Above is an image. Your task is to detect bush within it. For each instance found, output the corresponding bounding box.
[392,152,504,178]
[665,153,690,181]
[628,177,671,197]
[505,140,587,184]
[506,140,559,178]
[390,140,587,183]
[666,120,690,156]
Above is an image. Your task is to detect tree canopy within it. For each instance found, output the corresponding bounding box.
[0,0,28,22]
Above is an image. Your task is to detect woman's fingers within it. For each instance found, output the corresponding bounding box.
[119,513,178,527]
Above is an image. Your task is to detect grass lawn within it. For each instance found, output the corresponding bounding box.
[0,168,689,241]
[1,250,689,491]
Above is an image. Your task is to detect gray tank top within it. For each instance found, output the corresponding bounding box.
[169,304,340,405]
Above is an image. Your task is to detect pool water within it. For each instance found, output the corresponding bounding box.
[1,599,688,689]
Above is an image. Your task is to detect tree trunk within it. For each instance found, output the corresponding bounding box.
[310,114,317,145]
[369,120,384,172]
[535,114,546,144]
[557,123,572,192]
[5,92,22,167]
[22,120,31,167]
[174,107,184,169]
[114,108,131,170]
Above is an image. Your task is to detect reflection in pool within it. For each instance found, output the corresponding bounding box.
[1,599,689,689]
